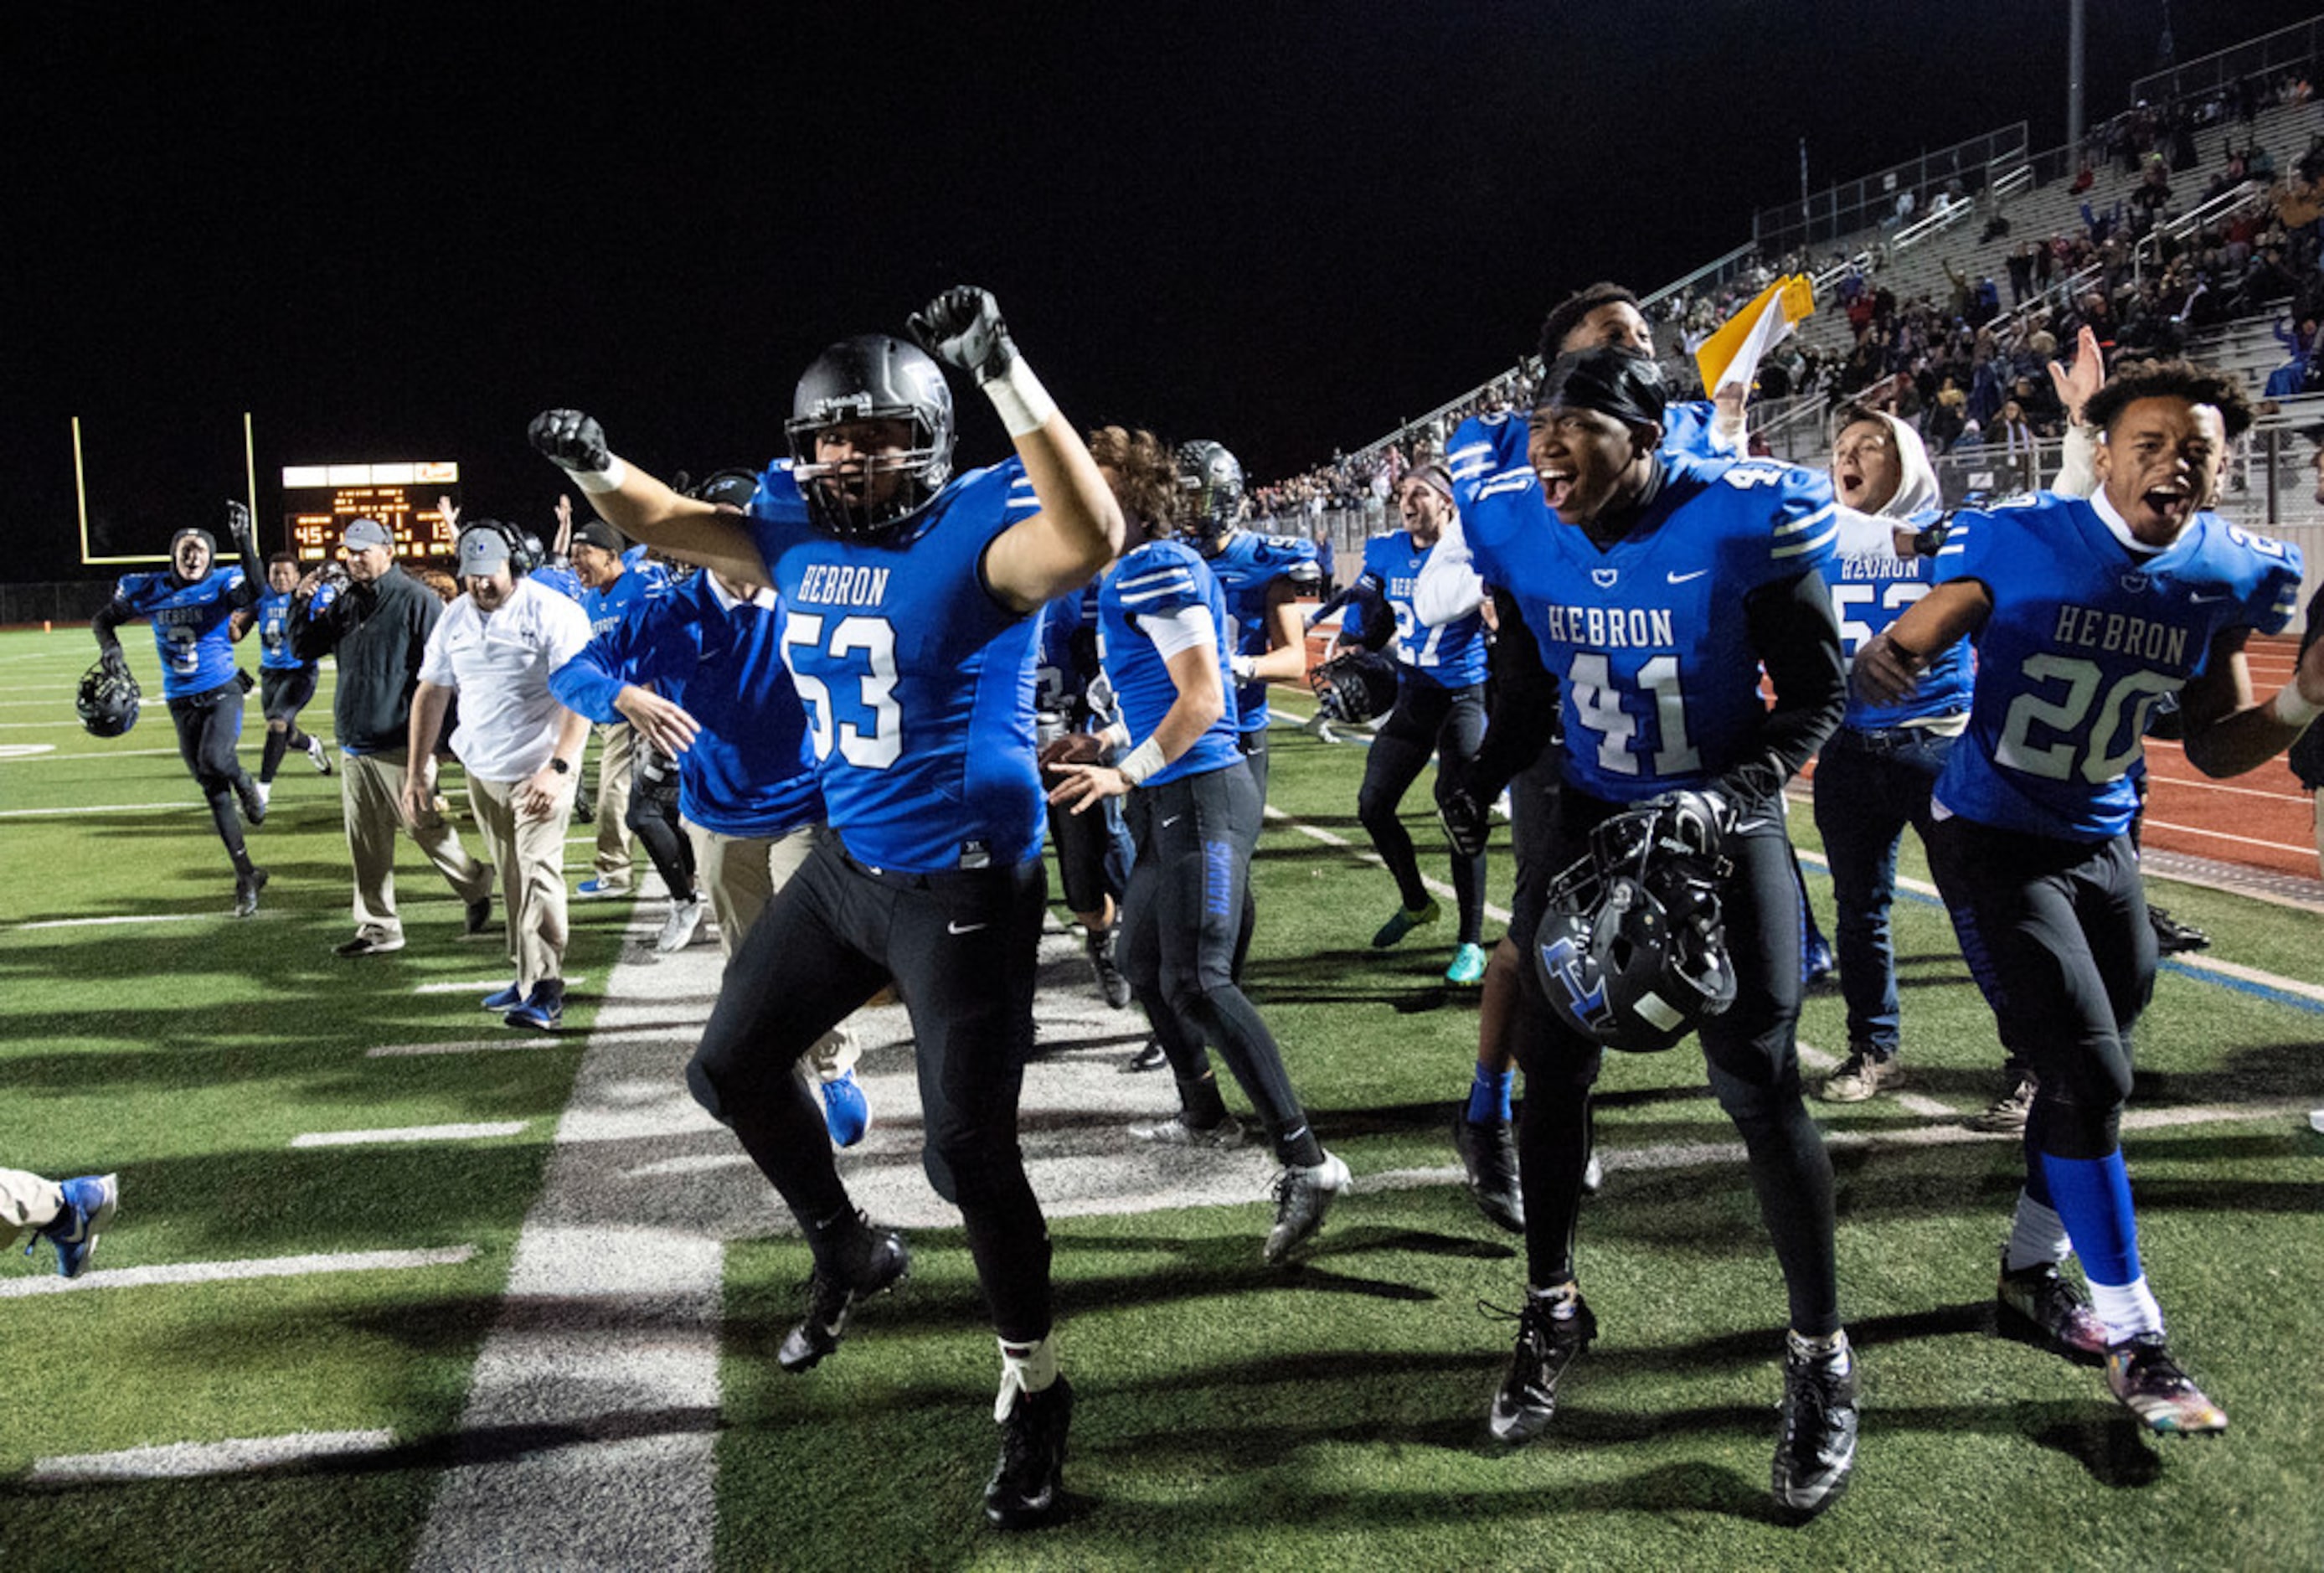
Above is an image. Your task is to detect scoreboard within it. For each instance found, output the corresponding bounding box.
[281,462,461,562]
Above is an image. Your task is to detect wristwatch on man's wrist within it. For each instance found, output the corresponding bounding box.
[549,757,571,775]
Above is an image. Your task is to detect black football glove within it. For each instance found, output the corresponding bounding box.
[223,500,254,549]
[907,286,1018,384]
[99,645,130,677]
[1909,512,1953,560]
[1439,786,1492,860]
[528,409,612,474]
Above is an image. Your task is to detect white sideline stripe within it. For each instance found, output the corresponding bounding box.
[0,1246,477,1298]
[2171,952,2324,1004]
[291,1122,528,1148]
[1794,850,2324,1001]
[0,801,196,817]
[368,1039,559,1058]
[30,1431,396,1483]
[412,892,718,1572]
[14,912,229,930]
[412,976,587,995]
[2140,817,2316,858]
[1262,804,1514,926]
[1,743,271,764]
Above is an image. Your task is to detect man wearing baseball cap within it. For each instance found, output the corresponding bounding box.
[291,517,496,957]
[405,524,595,1029]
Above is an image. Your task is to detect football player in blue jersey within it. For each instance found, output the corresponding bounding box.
[1176,440,1322,803]
[90,503,271,916]
[1353,462,1494,984]
[1445,345,1858,1518]
[569,518,669,899]
[1856,358,2324,1438]
[240,551,335,810]
[1425,286,1732,1235]
[529,286,1121,1531]
[1047,429,1351,1261]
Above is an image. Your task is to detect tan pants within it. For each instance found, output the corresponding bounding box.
[590,722,636,884]
[468,774,575,994]
[0,1167,62,1234]
[342,750,494,941]
[687,820,857,1080]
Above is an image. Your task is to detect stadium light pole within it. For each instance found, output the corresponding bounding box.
[2068,0,2086,153]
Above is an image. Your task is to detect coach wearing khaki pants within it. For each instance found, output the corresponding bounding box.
[289,516,495,957]
[406,526,594,1031]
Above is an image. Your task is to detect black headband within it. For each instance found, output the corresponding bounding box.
[1535,348,1667,431]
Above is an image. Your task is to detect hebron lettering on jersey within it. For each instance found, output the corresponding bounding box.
[1534,604,1678,651]
[2048,605,2192,668]
[795,564,894,607]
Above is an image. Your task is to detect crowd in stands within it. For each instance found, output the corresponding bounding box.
[1258,70,2324,506]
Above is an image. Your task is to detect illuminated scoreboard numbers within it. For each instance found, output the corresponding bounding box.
[280,462,461,562]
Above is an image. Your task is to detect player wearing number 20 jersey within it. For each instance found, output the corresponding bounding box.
[1935,492,2301,840]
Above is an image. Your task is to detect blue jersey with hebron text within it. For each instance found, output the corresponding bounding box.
[1203,530,1321,733]
[254,585,317,673]
[1097,538,1244,786]
[1935,493,2303,841]
[1361,531,1491,688]
[745,457,1046,874]
[1827,511,1973,730]
[111,568,249,699]
[1448,411,1838,802]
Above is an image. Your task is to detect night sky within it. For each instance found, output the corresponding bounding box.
[11,3,2310,575]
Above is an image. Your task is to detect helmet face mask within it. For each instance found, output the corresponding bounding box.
[1175,440,1244,548]
[786,335,956,541]
[1533,793,1735,1053]
[76,662,141,738]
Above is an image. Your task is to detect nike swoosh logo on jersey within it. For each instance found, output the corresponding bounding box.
[947,921,988,936]
[2187,591,2229,603]
[1161,815,1183,828]
[1667,570,1710,585]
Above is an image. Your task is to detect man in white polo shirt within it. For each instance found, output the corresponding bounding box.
[405,523,595,1030]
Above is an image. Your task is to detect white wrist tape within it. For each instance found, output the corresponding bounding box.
[1116,736,1168,786]
[981,358,1057,438]
[2272,682,2322,729]
[1229,653,1256,683]
[567,455,628,495]
[1100,719,1132,755]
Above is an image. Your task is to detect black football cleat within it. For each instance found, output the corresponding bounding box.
[985,1374,1074,1530]
[1487,1292,1597,1444]
[777,1228,910,1373]
[1452,1107,1524,1234]
[1771,1339,1858,1520]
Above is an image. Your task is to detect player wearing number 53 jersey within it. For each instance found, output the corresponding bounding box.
[529,286,1122,1533]
[1858,359,2322,1438]
[1449,346,1858,1519]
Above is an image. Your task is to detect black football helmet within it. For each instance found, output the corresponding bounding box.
[1309,650,1399,724]
[76,660,141,738]
[685,467,763,512]
[1176,440,1244,547]
[1533,791,1736,1054]
[786,334,955,540]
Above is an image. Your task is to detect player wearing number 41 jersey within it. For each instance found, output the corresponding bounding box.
[1447,345,1857,1519]
[529,286,1123,1533]
[1858,358,2323,1439]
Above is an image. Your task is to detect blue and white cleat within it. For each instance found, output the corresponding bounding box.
[821,1070,872,1148]
[29,1174,118,1280]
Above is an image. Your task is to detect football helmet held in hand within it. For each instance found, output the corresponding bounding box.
[1310,649,1398,725]
[1533,790,1735,1054]
[76,660,142,738]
